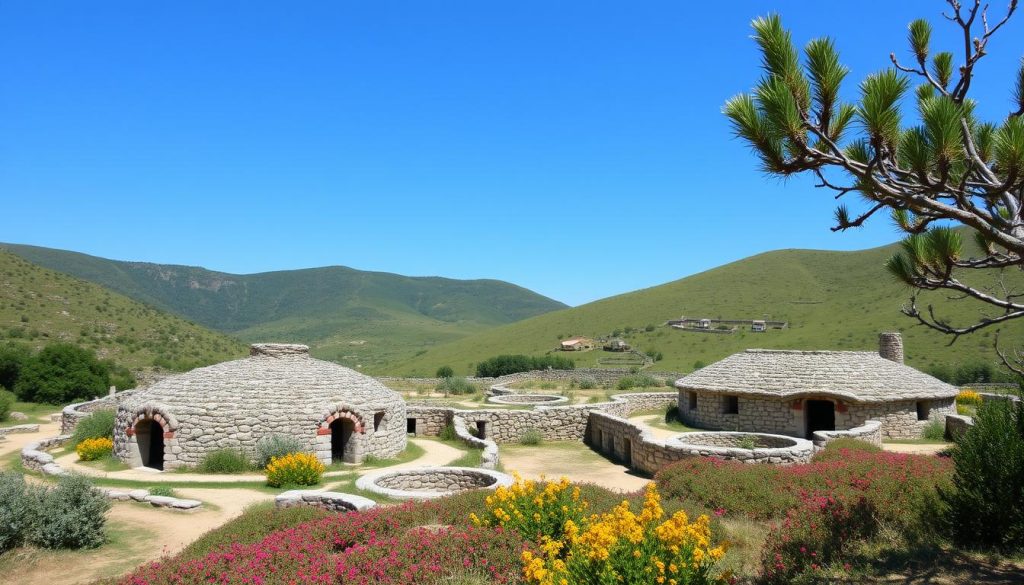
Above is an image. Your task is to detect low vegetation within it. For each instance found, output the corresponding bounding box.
[0,471,110,552]
[76,437,113,461]
[435,375,477,396]
[265,452,325,488]
[196,448,253,474]
[254,434,304,469]
[70,410,115,448]
[0,388,14,421]
[474,354,575,378]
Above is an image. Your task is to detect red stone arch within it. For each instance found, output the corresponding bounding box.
[316,409,365,435]
[125,407,178,470]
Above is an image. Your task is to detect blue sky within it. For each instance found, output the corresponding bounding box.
[2,1,1021,306]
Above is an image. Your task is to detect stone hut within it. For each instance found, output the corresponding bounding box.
[113,344,406,470]
[674,333,957,440]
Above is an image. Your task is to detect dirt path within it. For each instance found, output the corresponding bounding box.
[0,415,62,462]
[500,442,650,493]
[390,438,465,469]
[882,442,952,455]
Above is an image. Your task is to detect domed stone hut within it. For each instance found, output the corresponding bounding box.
[674,333,957,440]
[113,344,406,470]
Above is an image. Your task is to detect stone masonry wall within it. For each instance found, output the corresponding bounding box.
[677,389,955,440]
[585,412,813,475]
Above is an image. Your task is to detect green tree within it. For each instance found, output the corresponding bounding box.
[14,343,110,404]
[0,343,31,390]
[725,2,1024,372]
[435,365,454,378]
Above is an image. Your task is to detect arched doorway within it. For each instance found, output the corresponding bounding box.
[330,418,356,463]
[805,400,836,439]
[135,419,165,470]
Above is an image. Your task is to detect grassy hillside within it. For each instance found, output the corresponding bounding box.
[0,243,566,370]
[0,251,246,372]
[389,238,1024,377]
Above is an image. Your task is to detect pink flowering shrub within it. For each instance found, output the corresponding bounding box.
[118,500,531,585]
[757,492,874,584]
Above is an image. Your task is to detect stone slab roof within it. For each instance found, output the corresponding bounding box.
[674,349,957,403]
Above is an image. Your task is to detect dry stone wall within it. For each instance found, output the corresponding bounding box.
[811,420,883,449]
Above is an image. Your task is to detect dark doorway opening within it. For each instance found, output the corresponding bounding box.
[407,418,416,434]
[805,400,835,439]
[622,438,632,467]
[475,421,487,440]
[136,419,164,471]
[331,418,355,463]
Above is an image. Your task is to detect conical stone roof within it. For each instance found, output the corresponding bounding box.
[674,349,957,403]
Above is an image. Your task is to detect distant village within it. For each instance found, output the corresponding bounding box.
[556,315,789,354]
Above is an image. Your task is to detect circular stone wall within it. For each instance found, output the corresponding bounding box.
[487,394,570,405]
[666,432,813,464]
[356,466,513,500]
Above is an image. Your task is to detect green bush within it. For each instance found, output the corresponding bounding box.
[255,435,305,469]
[616,374,659,391]
[922,420,946,441]
[439,422,457,441]
[576,377,597,390]
[944,397,1024,551]
[70,410,115,447]
[519,429,543,446]
[474,354,574,378]
[436,376,477,396]
[149,485,178,498]
[14,343,111,404]
[0,471,33,551]
[0,388,15,421]
[197,448,253,474]
[0,343,30,391]
[29,473,111,549]
[435,365,454,378]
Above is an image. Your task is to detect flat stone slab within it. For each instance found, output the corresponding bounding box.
[147,496,177,507]
[129,490,151,501]
[169,499,202,510]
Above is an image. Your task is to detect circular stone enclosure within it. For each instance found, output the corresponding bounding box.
[487,393,570,405]
[672,432,801,449]
[356,466,514,500]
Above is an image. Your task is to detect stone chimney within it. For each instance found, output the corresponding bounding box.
[250,343,310,358]
[878,332,904,364]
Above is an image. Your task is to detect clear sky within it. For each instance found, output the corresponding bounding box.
[2,1,1021,306]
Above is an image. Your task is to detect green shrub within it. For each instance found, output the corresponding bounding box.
[0,343,30,391]
[70,409,115,447]
[435,365,454,378]
[944,397,1024,551]
[265,452,324,488]
[29,473,111,549]
[436,376,477,396]
[616,374,659,391]
[14,343,110,404]
[576,377,597,390]
[197,448,252,474]
[519,429,543,446]
[0,388,15,421]
[255,435,305,469]
[149,485,178,498]
[0,471,33,551]
[922,420,946,441]
[439,422,457,441]
[474,354,574,378]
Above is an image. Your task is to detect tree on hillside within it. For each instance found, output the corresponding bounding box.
[0,343,31,390]
[14,343,110,404]
[725,1,1024,373]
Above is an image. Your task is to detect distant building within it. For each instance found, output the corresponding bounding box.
[559,337,594,351]
[603,338,630,352]
[752,320,766,332]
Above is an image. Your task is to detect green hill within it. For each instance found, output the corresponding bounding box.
[0,243,567,370]
[389,237,1024,377]
[0,251,246,372]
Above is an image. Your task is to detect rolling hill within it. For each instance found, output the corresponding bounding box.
[0,250,246,372]
[0,243,567,370]
[388,236,1024,377]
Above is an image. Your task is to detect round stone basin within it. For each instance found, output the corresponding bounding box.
[487,394,569,405]
[671,432,801,449]
[356,466,514,500]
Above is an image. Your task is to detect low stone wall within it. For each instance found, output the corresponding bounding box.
[104,488,202,510]
[452,415,500,469]
[945,414,973,439]
[0,424,40,437]
[675,432,800,449]
[356,467,513,500]
[586,412,813,474]
[487,394,569,405]
[811,420,883,449]
[275,490,376,512]
[62,391,136,434]
[980,392,1021,404]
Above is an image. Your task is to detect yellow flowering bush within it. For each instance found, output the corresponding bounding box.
[76,437,113,461]
[520,484,728,585]
[265,452,325,487]
[956,389,983,407]
[471,473,589,543]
